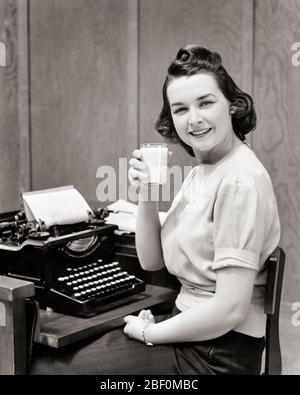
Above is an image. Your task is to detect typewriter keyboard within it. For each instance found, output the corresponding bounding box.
[50,259,145,317]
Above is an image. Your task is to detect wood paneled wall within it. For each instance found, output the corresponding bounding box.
[29,0,138,205]
[0,0,20,212]
[252,0,300,302]
[1,0,299,302]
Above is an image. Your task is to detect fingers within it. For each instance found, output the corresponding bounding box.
[128,167,148,186]
[132,149,143,160]
[128,147,172,187]
[146,310,155,324]
[148,313,155,324]
[123,315,134,323]
[123,316,133,338]
[145,309,151,320]
[129,157,146,171]
[138,310,146,320]
[128,150,149,187]
[137,309,154,323]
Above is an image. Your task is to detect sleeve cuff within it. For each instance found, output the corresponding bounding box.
[213,248,259,271]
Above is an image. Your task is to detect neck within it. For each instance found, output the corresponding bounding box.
[195,134,242,165]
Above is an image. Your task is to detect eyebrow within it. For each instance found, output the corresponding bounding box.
[170,94,216,107]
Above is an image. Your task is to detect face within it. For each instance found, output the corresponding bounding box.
[167,73,236,163]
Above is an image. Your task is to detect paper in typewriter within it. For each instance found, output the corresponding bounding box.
[106,199,167,233]
[22,186,93,229]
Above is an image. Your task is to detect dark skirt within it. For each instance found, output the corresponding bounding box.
[30,307,265,375]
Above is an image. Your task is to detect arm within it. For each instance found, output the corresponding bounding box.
[128,150,165,271]
[135,196,165,271]
[124,266,256,343]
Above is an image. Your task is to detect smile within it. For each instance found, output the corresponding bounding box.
[188,128,212,137]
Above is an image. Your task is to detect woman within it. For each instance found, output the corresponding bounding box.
[30,45,280,375]
[124,45,280,374]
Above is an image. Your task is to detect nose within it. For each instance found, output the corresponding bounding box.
[188,108,203,128]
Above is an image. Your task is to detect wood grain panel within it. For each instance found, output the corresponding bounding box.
[30,0,138,206]
[0,0,20,212]
[139,0,254,211]
[17,0,31,194]
[253,0,300,302]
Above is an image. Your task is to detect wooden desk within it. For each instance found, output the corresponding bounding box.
[38,284,176,348]
[0,275,35,374]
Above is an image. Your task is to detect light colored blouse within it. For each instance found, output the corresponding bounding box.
[161,143,281,337]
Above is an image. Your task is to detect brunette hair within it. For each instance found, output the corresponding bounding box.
[155,45,256,157]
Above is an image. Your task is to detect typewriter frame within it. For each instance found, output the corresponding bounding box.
[0,211,146,318]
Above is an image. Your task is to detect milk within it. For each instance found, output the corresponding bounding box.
[140,143,168,184]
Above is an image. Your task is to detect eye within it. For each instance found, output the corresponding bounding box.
[173,107,187,114]
[198,100,214,108]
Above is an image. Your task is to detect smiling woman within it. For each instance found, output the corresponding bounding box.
[167,73,238,164]
[124,45,280,374]
[156,46,256,159]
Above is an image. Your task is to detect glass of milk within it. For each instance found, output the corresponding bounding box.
[140,143,168,184]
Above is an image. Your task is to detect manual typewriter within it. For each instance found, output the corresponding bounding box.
[0,186,145,317]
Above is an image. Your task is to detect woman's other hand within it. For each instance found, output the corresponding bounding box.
[123,314,154,343]
[138,309,155,324]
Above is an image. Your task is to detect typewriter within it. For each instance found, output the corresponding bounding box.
[0,186,145,318]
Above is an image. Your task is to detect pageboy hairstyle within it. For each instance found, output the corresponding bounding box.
[155,45,257,157]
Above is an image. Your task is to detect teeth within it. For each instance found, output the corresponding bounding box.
[189,128,211,136]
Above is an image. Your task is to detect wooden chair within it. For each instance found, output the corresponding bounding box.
[263,247,286,375]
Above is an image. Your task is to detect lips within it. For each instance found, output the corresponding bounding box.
[188,128,212,137]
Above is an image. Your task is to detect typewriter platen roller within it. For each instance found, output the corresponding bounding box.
[0,187,145,318]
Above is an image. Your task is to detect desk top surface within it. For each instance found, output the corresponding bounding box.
[38,284,176,348]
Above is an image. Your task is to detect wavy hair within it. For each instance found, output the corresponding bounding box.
[155,45,256,157]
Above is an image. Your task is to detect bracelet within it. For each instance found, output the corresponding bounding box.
[142,325,154,347]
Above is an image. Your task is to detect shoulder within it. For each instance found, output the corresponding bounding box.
[217,144,274,194]
[230,143,270,178]
[216,172,257,201]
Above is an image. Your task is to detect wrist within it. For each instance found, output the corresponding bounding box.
[138,183,160,202]
[142,324,154,346]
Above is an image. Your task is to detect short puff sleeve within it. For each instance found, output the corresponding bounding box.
[212,172,264,271]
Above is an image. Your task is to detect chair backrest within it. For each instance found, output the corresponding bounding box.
[263,247,285,375]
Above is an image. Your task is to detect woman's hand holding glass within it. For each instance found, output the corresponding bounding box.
[128,149,150,192]
[128,148,172,192]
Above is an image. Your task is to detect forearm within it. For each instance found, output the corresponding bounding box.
[145,298,242,344]
[135,187,165,271]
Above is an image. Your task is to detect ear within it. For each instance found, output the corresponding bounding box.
[229,105,238,115]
